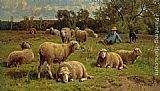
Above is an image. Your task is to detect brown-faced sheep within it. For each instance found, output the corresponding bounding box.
[75,28,87,49]
[56,61,94,83]
[7,42,34,68]
[115,48,142,65]
[38,41,80,79]
[96,49,128,69]
[29,28,37,34]
[60,27,71,43]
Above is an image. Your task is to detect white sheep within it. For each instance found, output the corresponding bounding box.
[75,27,87,49]
[115,48,142,65]
[96,49,128,69]
[60,27,71,43]
[56,61,94,83]
[50,28,60,36]
[38,41,80,79]
[7,42,34,67]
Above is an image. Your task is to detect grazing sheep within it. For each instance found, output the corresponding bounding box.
[93,33,98,38]
[38,41,80,79]
[29,28,37,34]
[51,29,60,36]
[84,28,95,37]
[56,61,94,83]
[7,42,34,68]
[60,27,72,43]
[75,28,87,49]
[116,48,142,64]
[96,49,127,69]
[70,29,75,38]
[45,29,51,34]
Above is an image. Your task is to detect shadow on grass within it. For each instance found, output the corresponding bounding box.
[0,61,7,67]
[6,70,57,80]
[90,62,97,68]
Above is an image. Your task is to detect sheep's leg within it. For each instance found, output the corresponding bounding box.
[79,78,87,82]
[47,63,53,79]
[38,61,43,79]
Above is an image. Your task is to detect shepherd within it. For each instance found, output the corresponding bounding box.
[104,27,122,44]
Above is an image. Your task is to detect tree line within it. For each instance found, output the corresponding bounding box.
[0,0,159,35]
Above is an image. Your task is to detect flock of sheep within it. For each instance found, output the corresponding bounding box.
[7,27,142,83]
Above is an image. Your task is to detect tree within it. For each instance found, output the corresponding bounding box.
[39,17,43,30]
[23,16,29,31]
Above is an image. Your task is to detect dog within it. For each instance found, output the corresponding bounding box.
[129,30,137,43]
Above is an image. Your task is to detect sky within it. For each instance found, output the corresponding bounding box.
[0,0,99,21]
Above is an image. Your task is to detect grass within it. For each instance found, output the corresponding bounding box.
[0,30,160,91]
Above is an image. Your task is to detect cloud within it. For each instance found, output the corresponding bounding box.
[21,0,27,11]
[0,0,99,21]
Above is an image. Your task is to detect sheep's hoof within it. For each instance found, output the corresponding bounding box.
[119,67,123,70]
[79,78,87,82]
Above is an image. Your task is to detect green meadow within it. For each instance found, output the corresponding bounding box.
[0,31,159,91]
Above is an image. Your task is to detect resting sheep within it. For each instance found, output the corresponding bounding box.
[96,49,127,69]
[75,27,87,49]
[60,27,71,43]
[29,28,37,34]
[56,61,94,83]
[7,42,34,67]
[115,48,142,65]
[38,41,80,79]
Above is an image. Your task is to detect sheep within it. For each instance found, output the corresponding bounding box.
[70,29,75,38]
[56,61,94,83]
[115,48,142,65]
[75,28,87,49]
[38,41,80,79]
[60,27,72,43]
[45,29,50,34]
[93,33,98,38]
[84,28,95,37]
[29,28,37,34]
[51,29,60,36]
[96,49,128,69]
[7,42,34,68]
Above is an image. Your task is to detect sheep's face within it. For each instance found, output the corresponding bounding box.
[61,30,67,37]
[133,48,142,57]
[58,67,71,83]
[99,49,107,59]
[70,41,80,50]
[20,42,31,49]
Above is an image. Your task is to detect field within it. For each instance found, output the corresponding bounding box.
[0,30,160,91]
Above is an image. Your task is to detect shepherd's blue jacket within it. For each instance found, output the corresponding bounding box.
[105,32,122,44]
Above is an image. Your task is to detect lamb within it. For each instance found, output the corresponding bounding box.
[96,49,128,69]
[60,27,71,43]
[7,42,34,67]
[38,41,80,79]
[115,48,142,65]
[75,27,87,49]
[29,28,37,34]
[56,61,94,83]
